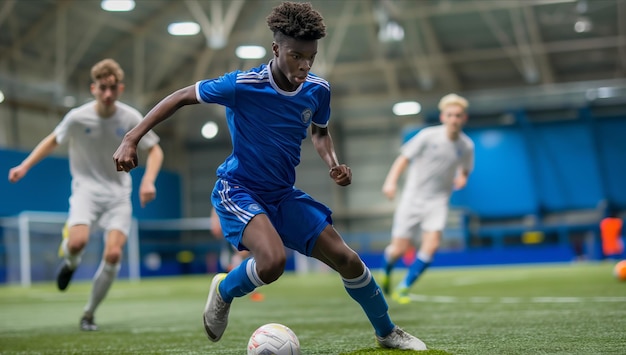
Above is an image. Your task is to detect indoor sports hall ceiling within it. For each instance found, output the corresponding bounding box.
[2,0,626,144]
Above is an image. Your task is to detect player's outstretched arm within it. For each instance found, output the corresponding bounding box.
[381,155,409,200]
[8,133,59,183]
[311,125,351,186]
[139,144,164,207]
[454,168,470,191]
[114,85,198,173]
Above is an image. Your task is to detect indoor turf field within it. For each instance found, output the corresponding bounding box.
[1,262,624,355]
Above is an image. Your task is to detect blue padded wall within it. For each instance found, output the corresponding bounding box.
[451,127,538,218]
[596,117,626,209]
[529,121,603,211]
[0,149,72,216]
[0,148,181,219]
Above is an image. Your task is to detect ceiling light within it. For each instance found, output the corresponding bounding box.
[0,90,4,103]
[201,121,219,139]
[209,33,227,49]
[574,17,592,33]
[393,101,421,116]
[235,45,266,59]
[168,22,201,36]
[101,0,135,12]
[378,21,405,42]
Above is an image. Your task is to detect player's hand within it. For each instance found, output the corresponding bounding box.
[329,165,351,186]
[382,182,396,200]
[139,181,156,208]
[8,165,27,183]
[453,175,467,190]
[113,139,139,173]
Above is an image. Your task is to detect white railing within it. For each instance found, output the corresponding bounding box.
[0,211,140,287]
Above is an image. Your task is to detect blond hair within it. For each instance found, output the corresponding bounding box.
[90,58,124,83]
[438,93,468,111]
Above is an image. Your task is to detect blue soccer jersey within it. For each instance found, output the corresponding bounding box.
[195,61,331,194]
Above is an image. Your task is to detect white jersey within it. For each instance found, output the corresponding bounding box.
[400,125,474,203]
[54,101,159,198]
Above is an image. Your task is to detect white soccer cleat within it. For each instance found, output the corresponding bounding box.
[203,273,231,342]
[376,326,427,351]
[80,314,98,331]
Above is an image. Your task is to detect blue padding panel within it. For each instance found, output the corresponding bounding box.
[130,168,182,220]
[0,149,72,216]
[596,118,626,209]
[530,121,603,211]
[0,148,182,219]
[451,127,538,217]
[360,245,576,270]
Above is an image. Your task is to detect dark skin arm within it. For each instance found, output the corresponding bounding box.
[114,85,198,172]
[311,124,351,186]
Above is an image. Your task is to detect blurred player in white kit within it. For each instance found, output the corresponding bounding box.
[379,93,475,304]
[8,58,163,330]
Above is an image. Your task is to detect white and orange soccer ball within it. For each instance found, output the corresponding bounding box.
[614,260,626,281]
[247,323,301,355]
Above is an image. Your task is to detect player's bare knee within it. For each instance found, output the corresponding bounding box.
[387,244,404,259]
[257,256,286,284]
[104,250,122,264]
[67,239,87,254]
[333,249,362,271]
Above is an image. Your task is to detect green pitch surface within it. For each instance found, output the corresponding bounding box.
[1,262,625,354]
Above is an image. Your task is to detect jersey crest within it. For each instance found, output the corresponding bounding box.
[301,108,313,124]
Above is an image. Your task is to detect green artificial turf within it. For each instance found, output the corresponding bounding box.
[1,262,624,354]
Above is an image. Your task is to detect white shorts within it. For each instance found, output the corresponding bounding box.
[67,188,132,236]
[391,197,449,239]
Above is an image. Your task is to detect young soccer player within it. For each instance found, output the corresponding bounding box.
[113,2,426,351]
[380,93,475,304]
[8,58,164,330]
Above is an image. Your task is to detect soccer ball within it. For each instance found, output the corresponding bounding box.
[247,323,301,355]
[614,260,626,281]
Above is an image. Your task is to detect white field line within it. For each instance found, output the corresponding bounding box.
[408,294,626,304]
[24,288,175,301]
[130,326,195,334]
[451,274,530,286]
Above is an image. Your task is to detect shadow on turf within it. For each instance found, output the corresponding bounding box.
[339,348,453,355]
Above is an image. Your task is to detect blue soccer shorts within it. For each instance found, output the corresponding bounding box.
[211,179,332,256]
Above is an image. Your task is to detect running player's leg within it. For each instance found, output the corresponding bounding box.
[234,250,264,301]
[311,225,394,337]
[380,237,411,294]
[396,201,447,296]
[311,225,426,351]
[204,215,281,341]
[57,191,96,291]
[219,214,283,302]
[57,224,90,291]
[81,229,126,331]
[397,230,441,291]
[60,224,90,268]
[203,181,280,341]
[81,197,130,330]
[381,204,420,295]
[276,189,425,350]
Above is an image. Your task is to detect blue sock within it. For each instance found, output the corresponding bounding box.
[218,258,265,303]
[383,252,395,277]
[401,257,431,289]
[383,246,398,276]
[343,265,395,337]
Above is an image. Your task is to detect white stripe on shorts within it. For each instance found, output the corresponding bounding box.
[218,180,255,224]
